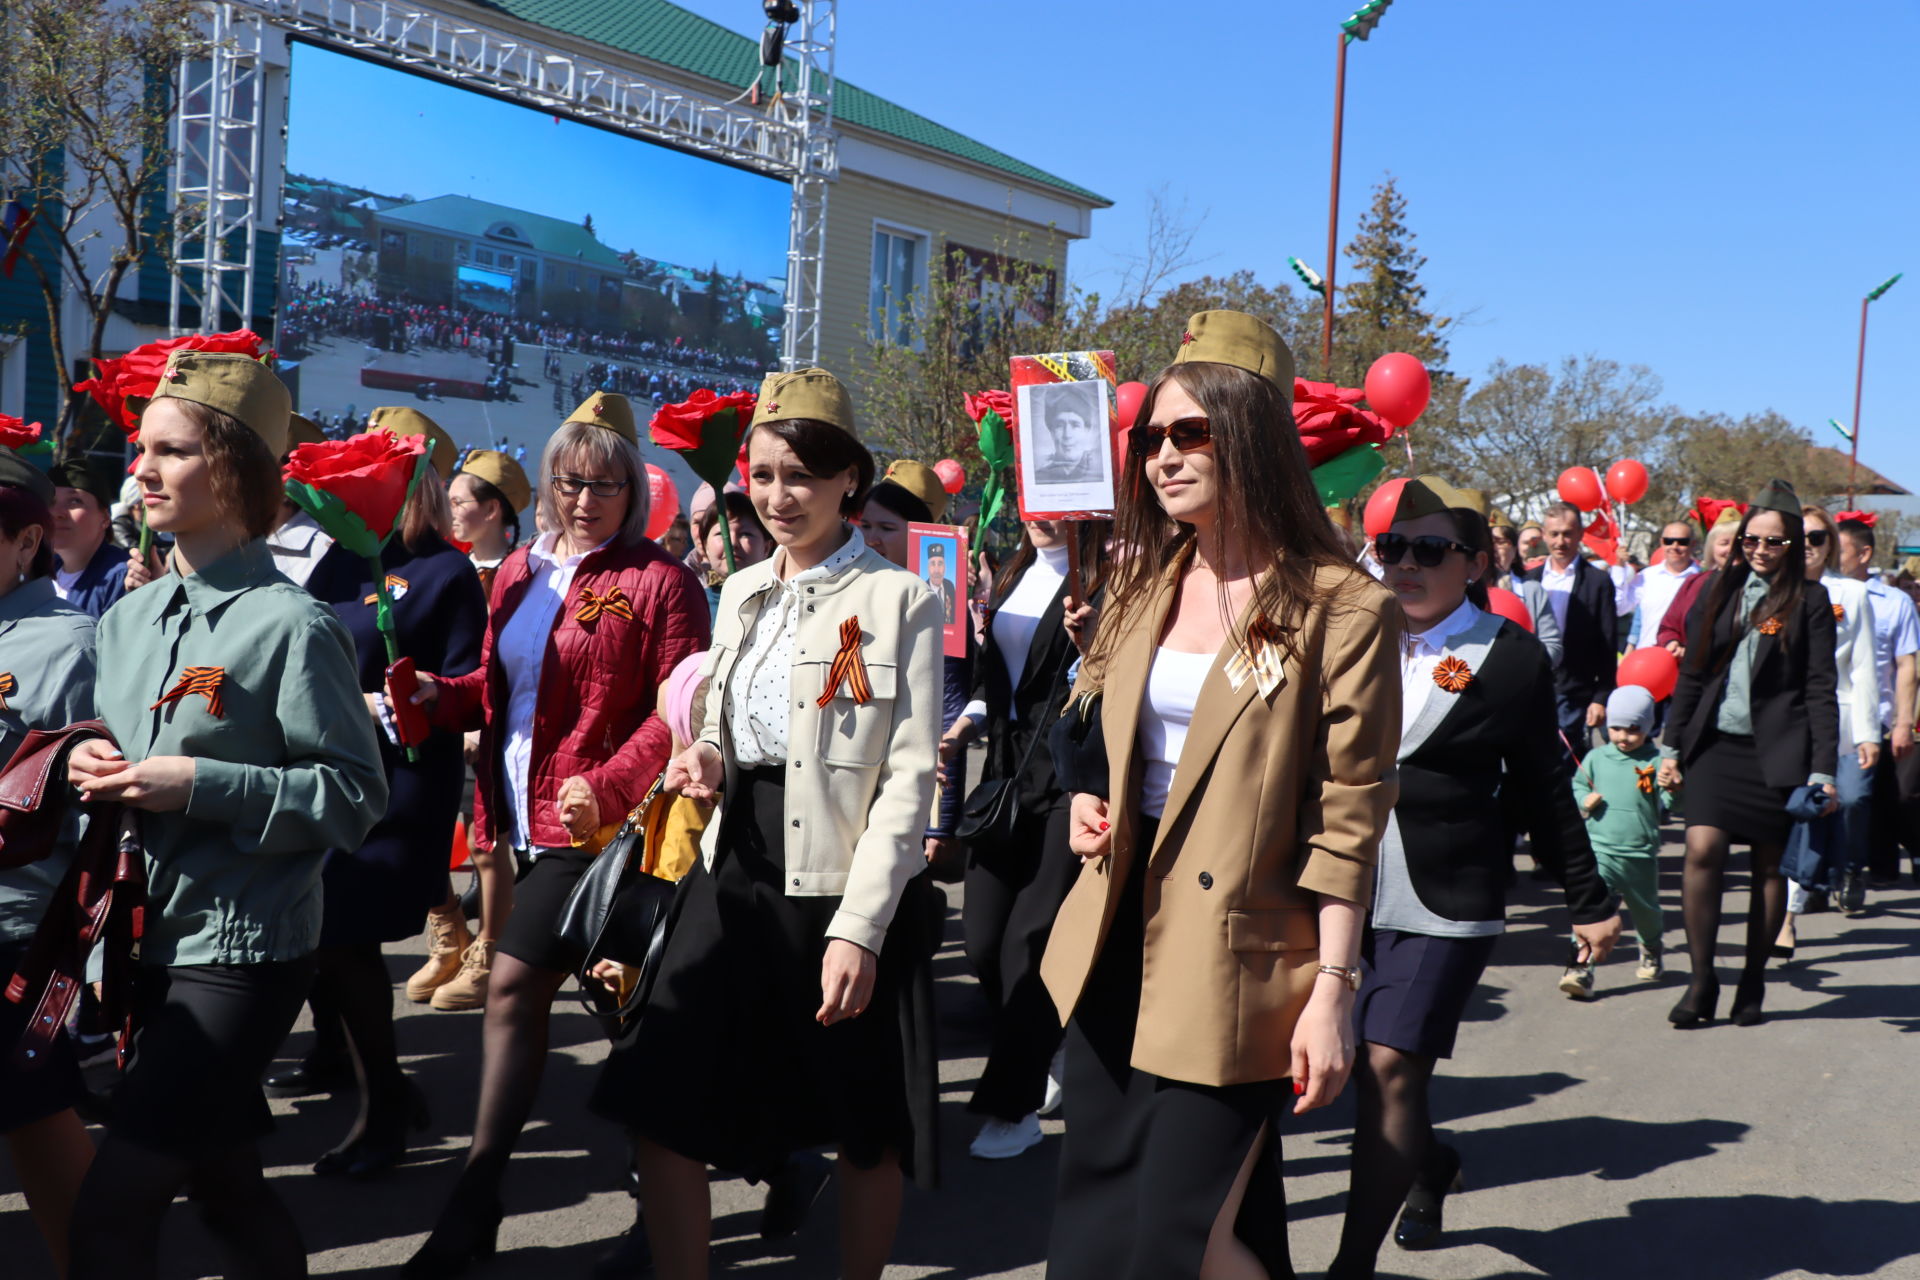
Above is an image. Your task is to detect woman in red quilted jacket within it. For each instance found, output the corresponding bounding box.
[402,393,709,1277]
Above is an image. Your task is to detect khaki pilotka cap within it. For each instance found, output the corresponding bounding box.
[286,413,326,452]
[457,448,532,514]
[750,367,857,436]
[565,391,639,447]
[1392,474,1483,523]
[150,350,291,456]
[367,407,456,480]
[879,458,949,522]
[1170,310,1296,403]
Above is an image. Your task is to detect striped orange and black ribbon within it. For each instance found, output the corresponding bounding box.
[816,616,873,707]
[150,666,225,719]
[1636,764,1657,794]
[0,672,15,712]
[575,586,634,623]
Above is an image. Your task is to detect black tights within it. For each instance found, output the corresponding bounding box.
[70,1137,304,1280]
[1328,1042,1438,1280]
[1679,825,1785,1006]
[311,943,409,1151]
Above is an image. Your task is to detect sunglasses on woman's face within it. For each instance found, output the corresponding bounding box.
[1129,418,1213,457]
[1742,534,1793,550]
[1805,529,1829,548]
[1375,532,1473,568]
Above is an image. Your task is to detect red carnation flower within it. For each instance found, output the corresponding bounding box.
[284,430,427,552]
[963,390,1015,425]
[1292,378,1393,466]
[0,413,41,449]
[74,329,270,440]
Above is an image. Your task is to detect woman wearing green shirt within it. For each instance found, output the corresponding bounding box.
[62,351,388,1279]
[0,480,98,1277]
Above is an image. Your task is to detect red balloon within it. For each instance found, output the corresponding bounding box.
[1363,478,1409,538]
[1605,458,1649,506]
[1485,586,1535,633]
[1116,381,1150,430]
[644,464,681,539]
[1363,354,1431,429]
[1617,646,1680,702]
[1557,466,1606,512]
[933,458,966,495]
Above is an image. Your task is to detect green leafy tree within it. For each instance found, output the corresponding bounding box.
[0,0,204,441]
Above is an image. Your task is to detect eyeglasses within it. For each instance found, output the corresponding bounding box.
[1129,418,1213,456]
[551,474,630,499]
[1375,532,1474,568]
[1742,535,1792,550]
[1806,529,1829,548]
[1661,536,1692,547]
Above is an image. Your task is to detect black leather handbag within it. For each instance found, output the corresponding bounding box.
[553,776,683,1026]
[956,656,1068,847]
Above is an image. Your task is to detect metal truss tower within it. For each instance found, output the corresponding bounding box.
[170,3,270,335]
[775,1,838,370]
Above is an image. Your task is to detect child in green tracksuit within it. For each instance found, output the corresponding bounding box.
[1561,686,1671,999]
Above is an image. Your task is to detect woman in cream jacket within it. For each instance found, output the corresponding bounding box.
[591,368,943,1280]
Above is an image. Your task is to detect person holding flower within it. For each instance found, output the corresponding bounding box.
[288,416,488,1179]
[403,391,708,1277]
[590,368,943,1280]
[1326,477,1617,1278]
[62,350,388,1278]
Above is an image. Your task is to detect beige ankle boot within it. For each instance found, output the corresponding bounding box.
[430,939,495,1011]
[404,905,472,1002]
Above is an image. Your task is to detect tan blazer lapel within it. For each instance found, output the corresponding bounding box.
[1103,574,1170,872]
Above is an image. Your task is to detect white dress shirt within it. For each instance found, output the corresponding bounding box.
[265,510,335,588]
[1630,558,1699,648]
[726,528,868,767]
[1540,560,1577,632]
[1863,576,1920,729]
[499,531,608,852]
[1609,562,1640,617]
[1401,598,1484,735]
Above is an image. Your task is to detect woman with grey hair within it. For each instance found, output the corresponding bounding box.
[403,393,710,1276]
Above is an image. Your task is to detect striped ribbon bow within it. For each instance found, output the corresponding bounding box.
[1223,614,1287,697]
[1636,764,1657,795]
[575,585,634,623]
[816,616,873,707]
[150,666,225,719]
[0,672,15,712]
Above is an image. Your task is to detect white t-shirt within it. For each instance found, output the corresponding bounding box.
[1138,648,1216,820]
[51,567,81,600]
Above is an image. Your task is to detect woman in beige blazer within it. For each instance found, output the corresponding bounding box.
[1042,312,1404,1280]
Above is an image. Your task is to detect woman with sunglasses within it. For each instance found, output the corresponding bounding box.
[1325,478,1618,1277]
[1775,504,1879,949]
[1043,312,1402,1280]
[403,392,709,1277]
[1656,481,1839,1028]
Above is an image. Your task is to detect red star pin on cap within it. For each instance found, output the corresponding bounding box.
[1180,331,1195,345]
[592,401,606,415]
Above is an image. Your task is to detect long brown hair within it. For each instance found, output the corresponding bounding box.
[1090,360,1361,671]
[1690,504,1807,674]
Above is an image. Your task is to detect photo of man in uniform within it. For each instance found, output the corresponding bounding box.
[922,539,958,625]
[1032,381,1105,484]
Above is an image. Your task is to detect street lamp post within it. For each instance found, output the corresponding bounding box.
[1847,271,1903,506]
[1322,0,1396,376]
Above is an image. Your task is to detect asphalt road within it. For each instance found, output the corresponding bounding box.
[4,826,1918,1280]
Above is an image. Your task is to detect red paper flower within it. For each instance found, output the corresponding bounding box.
[284,430,427,552]
[649,388,756,452]
[1291,378,1394,466]
[74,329,271,440]
[1835,510,1878,527]
[1433,655,1474,694]
[963,390,1015,425]
[1692,496,1747,530]
[0,413,41,448]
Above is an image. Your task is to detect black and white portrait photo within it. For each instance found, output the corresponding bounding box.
[1016,378,1114,515]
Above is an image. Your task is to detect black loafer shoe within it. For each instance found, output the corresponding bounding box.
[264,1057,355,1097]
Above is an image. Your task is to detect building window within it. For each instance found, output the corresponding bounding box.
[871,225,927,346]
[568,268,581,288]
[432,238,451,262]
[475,248,494,266]
[497,252,515,270]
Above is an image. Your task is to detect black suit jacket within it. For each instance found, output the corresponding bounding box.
[970,559,1079,809]
[1662,573,1840,789]
[1397,622,1614,926]
[1518,556,1618,702]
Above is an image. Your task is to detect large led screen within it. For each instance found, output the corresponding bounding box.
[279,43,791,498]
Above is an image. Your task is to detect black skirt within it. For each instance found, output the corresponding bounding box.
[495,844,596,975]
[1684,732,1793,846]
[108,958,316,1159]
[591,766,941,1188]
[1049,816,1297,1280]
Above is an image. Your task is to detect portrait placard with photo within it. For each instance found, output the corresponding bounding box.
[1010,351,1118,521]
[907,522,969,657]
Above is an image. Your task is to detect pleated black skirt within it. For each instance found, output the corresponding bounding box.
[1684,732,1793,846]
[1048,816,1297,1280]
[591,766,941,1188]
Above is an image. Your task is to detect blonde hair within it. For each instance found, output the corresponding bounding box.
[536,421,649,548]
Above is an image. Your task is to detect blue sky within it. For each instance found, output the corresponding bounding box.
[664,0,1917,485]
[285,43,791,283]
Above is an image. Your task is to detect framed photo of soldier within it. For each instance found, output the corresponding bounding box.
[1011,351,1118,521]
[907,522,969,657]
